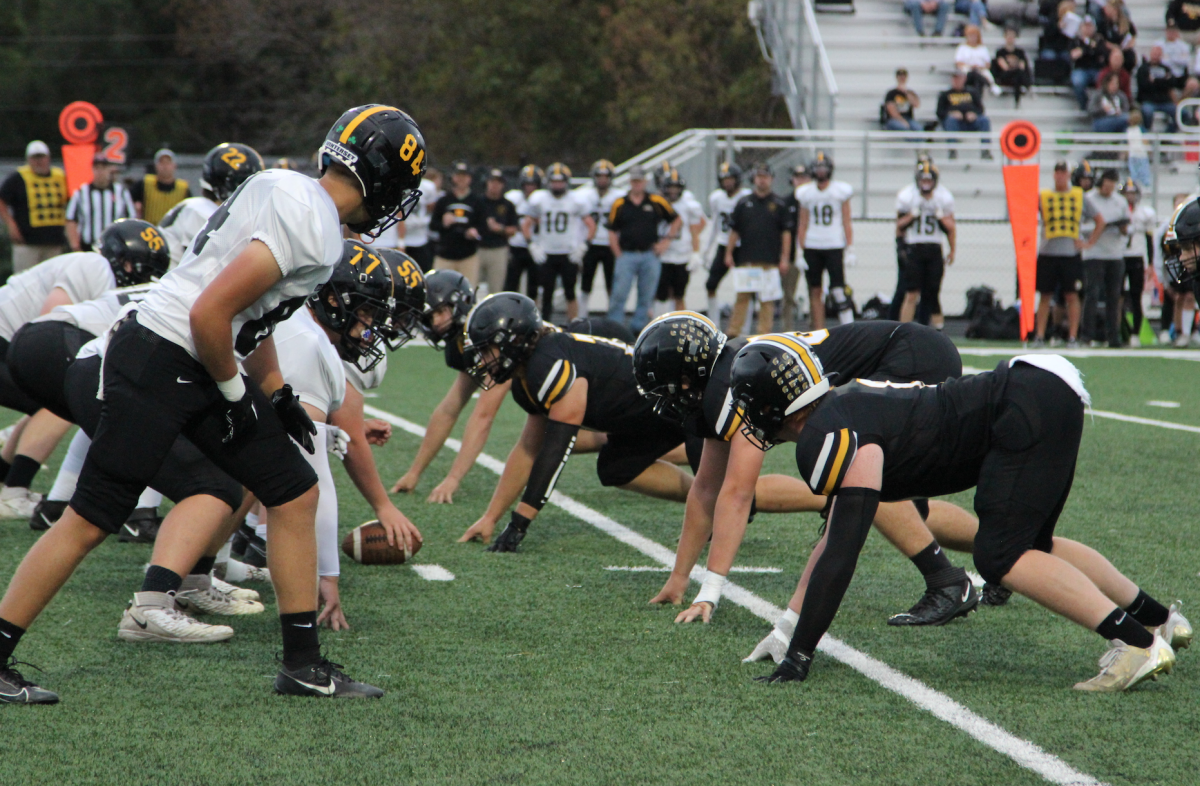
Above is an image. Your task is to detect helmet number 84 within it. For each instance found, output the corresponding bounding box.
[398,134,425,176]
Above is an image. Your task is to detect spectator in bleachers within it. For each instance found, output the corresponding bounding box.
[956,25,1003,95]
[1040,0,1080,62]
[1136,46,1182,131]
[937,71,992,157]
[954,0,989,29]
[1097,0,1138,72]
[1126,108,1151,185]
[1179,75,1200,126]
[992,25,1033,103]
[883,68,923,131]
[1088,71,1131,131]
[1069,16,1108,109]
[1096,46,1132,102]
[904,0,950,37]
[1158,19,1190,78]
[1166,0,1200,46]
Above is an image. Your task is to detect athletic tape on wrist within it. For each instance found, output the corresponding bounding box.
[694,572,728,608]
[216,374,247,402]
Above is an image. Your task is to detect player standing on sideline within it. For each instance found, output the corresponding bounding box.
[159,143,265,267]
[896,159,955,330]
[576,160,624,315]
[796,151,855,329]
[398,169,440,273]
[0,104,427,703]
[780,164,810,330]
[1120,179,1155,346]
[725,164,791,338]
[705,162,750,321]
[503,165,544,299]
[431,161,487,285]
[478,169,518,297]
[524,163,594,321]
[655,169,706,313]
[1032,161,1096,348]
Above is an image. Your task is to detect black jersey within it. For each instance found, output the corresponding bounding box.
[511,331,653,431]
[793,364,1009,502]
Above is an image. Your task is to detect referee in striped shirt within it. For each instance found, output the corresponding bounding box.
[65,157,136,252]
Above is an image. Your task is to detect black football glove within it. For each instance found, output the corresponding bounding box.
[221,391,258,447]
[487,512,530,553]
[271,383,316,454]
[754,654,812,684]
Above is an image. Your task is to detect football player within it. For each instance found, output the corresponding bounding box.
[0,219,170,521]
[781,163,811,330]
[732,338,1189,690]
[575,160,625,314]
[705,162,751,320]
[634,314,980,643]
[896,159,955,330]
[159,143,265,268]
[1120,179,1154,347]
[655,169,706,312]
[796,151,855,329]
[503,165,544,299]
[1162,195,1200,308]
[0,104,427,703]
[524,163,594,321]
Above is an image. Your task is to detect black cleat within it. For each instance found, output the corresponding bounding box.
[230,522,252,559]
[487,523,527,553]
[888,580,980,626]
[754,654,812,684]
[0,659,59,705]
[274,658,383,699]
[118,508,162,543]
[28,500,68,532]
[234,524,268,568]
[980,582,1013,607]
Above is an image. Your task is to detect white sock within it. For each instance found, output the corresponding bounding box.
[245,511,259,530]
[831,287,854,324]
[707,296,718,318]
[48,430,90,501]
[779,608,799,628]
[135,487,163,510]
[1184,309,1196,336]
[224,559,252,582]
[215,541,232,564]
[742,300,754,335]
[255,523,267,541]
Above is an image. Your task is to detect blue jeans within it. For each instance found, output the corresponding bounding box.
[954,0,986,25]
[1091,113,1129,133]
[1129,156,1151,188]
[606,250,662,333]
[903,0,948,34]
[885,117,923,131]
[1141,101,1178,133]
[1070,68,1100,110]
[942,115,991,133]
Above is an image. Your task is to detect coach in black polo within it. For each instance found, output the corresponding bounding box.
[725,163,792,337]
[605,165,679,332]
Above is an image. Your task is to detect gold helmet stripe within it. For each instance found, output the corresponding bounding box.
[757,333,822,384]
[339,105,399,144]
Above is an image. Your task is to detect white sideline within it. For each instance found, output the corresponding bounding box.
[365,404,1106,786]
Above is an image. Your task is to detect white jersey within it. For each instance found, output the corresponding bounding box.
[896,185,955,245]
[797,180,854,249]
[273,308,346,416]
[0,252,116,340]
[576,185,626,247]
[506,188,533,249]
[1125,204,1157,260]
[135,170,342,361]
[36,284,153,337]
[708,187,751,246]
[345,352,387,393]
[526,189,589,255]
[662,194,706,264]
[158,196,219,268]
[401,179,439,248]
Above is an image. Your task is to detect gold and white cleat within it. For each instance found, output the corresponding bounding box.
[1073,633,1176,692]
[1155,603,1192,651]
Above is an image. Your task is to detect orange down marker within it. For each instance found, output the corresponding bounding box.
[999,121,1041,341]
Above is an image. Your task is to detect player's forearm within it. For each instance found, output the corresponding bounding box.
[483,440,536,521]
[446,404,496,483]
[191,311,240,383]
[65,222,81,251]
[706,489,754,577]
[344,429,391,512]
[405,404,459,479]
[671,486,719,580]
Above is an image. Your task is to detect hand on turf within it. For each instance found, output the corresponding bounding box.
[271,384,317,454]
[221,390,258,446]
[427,477,459,504]
[649,572,690,605]
[753,655,811,684]
[675,601,713,624]
[318,576,350,631]
[391,470,420,494]
[458,516,496,543]
[376,505,422,555]
[364,418,392,446]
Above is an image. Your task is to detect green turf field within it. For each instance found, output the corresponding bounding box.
[2,343,1198,785]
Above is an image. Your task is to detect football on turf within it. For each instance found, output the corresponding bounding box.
[341,520,421,565]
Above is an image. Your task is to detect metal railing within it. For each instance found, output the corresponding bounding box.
[748,0,839,130]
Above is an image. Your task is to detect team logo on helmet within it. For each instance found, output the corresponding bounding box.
[633,311,726,423]
[730,334,830,450]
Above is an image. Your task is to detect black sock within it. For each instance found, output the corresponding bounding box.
[1096,608,1153,648]
[190,556,216,576]
[0,617,25,662]
[141,565,183,594]
[280,611,321,670]
[1124,589,1170,627]
[4,455,41,490]
[910,541,952,576]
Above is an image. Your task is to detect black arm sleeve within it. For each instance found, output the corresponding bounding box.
[787,487,880,658]
[520,419,580,511]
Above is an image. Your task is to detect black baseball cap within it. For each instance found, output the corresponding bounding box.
[487,168,505,181]
[451,160,471,175]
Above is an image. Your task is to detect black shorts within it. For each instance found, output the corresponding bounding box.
[867,323,963,384]
[406,243,434,274]
[581,245,615,295]
[504,246,539,298]
[540,253,579,304]
[656,263,690,301]
[7,321,96,421]
[972,364,1084,585]
[1036,254,1084,295]
[705,245,733,294]
[596,417,687,487]
[903,243,945,314]
[803,248,846,290]
[70,318,315,534]
[0,336,42,416]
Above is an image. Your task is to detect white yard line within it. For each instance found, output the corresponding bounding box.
[411,564,455,581]
[604,565,782,574]
[365,403,1106,786]
[957,347,1200,361]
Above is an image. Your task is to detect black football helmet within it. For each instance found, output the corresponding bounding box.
[812,150,834,181]
[662,167,686,195]
[519,164,544,189]
[1164,198,1200,284]
[310,240,398,372]
[718,161,743,187]
[98,218,170,287]
[633,312,726,423]
[420,269,475,349]
[916,159,939,193]
[201,143,265,202]
[319,104,427,238]
[376,248,427,350]
[590,159,615,179]
[729,334,830,450]
[547,162,572,194]
[1071,160,1093,189]
[652,161,674,191]
[463,293,543,389]
[1120,177,1141,201]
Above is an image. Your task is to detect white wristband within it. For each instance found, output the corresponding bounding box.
[216,374,246,402]
[694,572,728,608]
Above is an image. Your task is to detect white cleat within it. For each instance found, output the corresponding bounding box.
[118,591,234,643]
[1156,603,1193,651]
[1073,633,1176,692]
[212,575,260,603]
[176,573,265,616]
[218,559,271,584]
[0,487,42,520]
